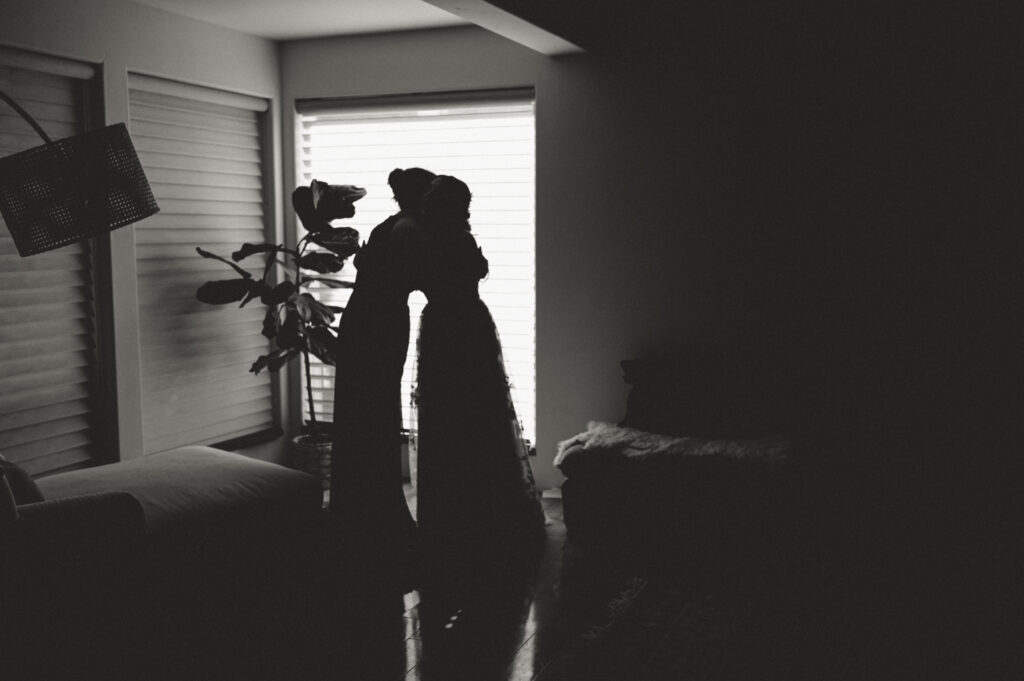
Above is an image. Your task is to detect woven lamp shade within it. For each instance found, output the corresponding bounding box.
[0,121,159,256]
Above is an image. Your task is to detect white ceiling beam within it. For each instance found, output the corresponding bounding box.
[421,0,583,55]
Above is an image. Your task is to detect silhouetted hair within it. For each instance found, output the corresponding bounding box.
[423,175,472,231]
[388,167,437,214]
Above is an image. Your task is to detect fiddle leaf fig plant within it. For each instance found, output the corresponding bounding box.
[195,180,366,427]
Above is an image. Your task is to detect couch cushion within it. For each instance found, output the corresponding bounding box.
[36,446,322,535]
[0,453,44,504]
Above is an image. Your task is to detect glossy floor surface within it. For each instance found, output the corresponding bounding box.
[272,486,1020,681]
[288,496,597,681]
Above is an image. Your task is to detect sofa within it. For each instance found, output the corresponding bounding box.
[552,355,1024,678]
[555,357,816,576]
[2,446,324,680]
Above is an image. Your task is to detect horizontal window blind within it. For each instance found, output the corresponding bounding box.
[0,55,101,476]
[296,91,536,443]
[129,74,276,455]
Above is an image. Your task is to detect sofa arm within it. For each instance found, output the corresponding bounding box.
[2,493,147,679]
[2,492,146,592]
[11,492,146,565]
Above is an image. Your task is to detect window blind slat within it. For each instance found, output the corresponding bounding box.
[0,414,92,450]
[139,318,268,347]
[138,213,265,231]
[0,300,94,325]
[0,399,92,434]
[137,151,261,177]
[0,75,79,107]
[143,167,262,191]
[137,242,269,263]
[296,94,536,442]
[147,183,264,204]
[141,354,262,379]
[135,227,262,246]
[130,118,260,148]
[0,335,93,364]
[129,102,258,135]
[132,135,261,163]
[135,260,256,278]
[144,372,272,403]
[142,391,272,432]
[0,366,92,400]
[0,285,92,308]
[141,344,270,379]
[136,298,266,321]
[131,75,274,455]
[128,75,268,113]
[144,412,275,455]
[0,319,94,345]
[24,448,95,478]
[0,350,94,381]
[301,157,532,175]
[0,384,91,416]
[149,198,264,217]
[0,248,90,270]
[12,438,95,477]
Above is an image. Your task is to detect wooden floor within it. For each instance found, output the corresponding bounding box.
[264,484,1019,681]
[271,493,645,681]
[110,477,1017,681]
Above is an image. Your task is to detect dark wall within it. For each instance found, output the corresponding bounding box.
[513,1,1022,456]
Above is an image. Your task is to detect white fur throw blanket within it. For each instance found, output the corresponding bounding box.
[554,421,791,472]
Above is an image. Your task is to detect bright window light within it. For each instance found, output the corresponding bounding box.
[295,92,536,444]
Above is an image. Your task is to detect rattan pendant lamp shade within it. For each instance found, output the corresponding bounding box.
[0,88,159,256]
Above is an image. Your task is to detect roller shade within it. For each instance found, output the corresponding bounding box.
[0,54,101,476]
[129,74,275,455]
[296,90,536,443]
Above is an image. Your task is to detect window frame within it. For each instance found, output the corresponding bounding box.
[0,48,117,474]
[126,73,282,456]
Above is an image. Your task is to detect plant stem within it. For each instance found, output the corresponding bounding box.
[303,348,317,425]
[296,240,317,425]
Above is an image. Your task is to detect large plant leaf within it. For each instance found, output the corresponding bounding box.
[308,227,360,258]
[297,252,346,274]
[196,278,253,305]
[261,306,283,339]
[311,180,366,220]
[250,347,300,374]
[239,280,271,308]
[276,311,302,349]
[232,242,281,261]
[311,180,366,205]
[292,186,333,234]
[306,326,338,366]
[290,292,336,326]
[196,247,251,278]
[261,281,296,306]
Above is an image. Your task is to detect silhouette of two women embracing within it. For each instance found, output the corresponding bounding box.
[327,168,544,593]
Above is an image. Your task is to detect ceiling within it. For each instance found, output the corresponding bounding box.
[131,0,470,40]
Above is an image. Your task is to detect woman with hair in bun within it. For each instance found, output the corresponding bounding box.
[411,175,545,587]
[329,167,436,584]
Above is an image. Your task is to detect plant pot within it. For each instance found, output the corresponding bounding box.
[290,431,332,490]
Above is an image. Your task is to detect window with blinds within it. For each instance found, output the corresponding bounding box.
[296,91,537,444]
[129,74,276,455]
[0,50,105,476]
